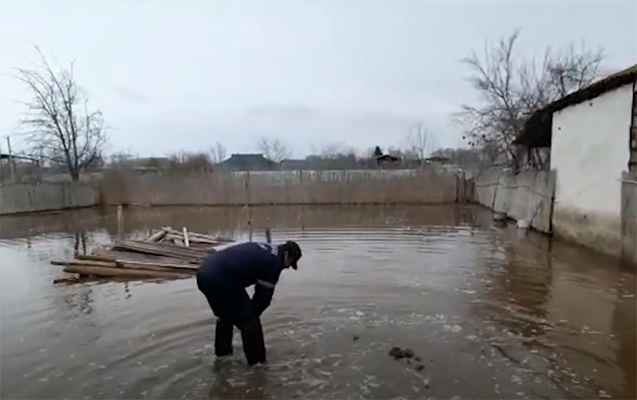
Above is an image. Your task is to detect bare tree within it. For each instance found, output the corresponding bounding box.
[455,30,603,169]
[256,137,291,162]
[14,46,107,181]
[167,151,214,173]
[315,141,356,159]
[311,141,358,169]
[407,123,437,160]
[209,141,227,164]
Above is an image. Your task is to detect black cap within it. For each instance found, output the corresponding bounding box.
[281,240,302,270]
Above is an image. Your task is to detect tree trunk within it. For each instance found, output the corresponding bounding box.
[70,169,80,181]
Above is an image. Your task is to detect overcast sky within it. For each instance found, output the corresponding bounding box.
[0,1,635,159]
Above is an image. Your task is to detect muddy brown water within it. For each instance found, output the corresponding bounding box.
[0,205,635,400]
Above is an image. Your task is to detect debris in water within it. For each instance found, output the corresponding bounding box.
[415,364,425,372]
[352,335,360,341]
[389,347,404,358]
[414,356,422,362]
[49,227,235,282]
[389,346,414,359]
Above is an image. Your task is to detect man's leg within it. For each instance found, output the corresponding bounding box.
[240,317,266,366]
[196,270,234,357]
[214,318,234,357]
[228,290,266,366]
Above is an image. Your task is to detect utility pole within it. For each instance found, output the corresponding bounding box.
[6,135,15,182]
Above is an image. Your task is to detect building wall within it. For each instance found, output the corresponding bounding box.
[0,182,99,215]
[474,168,556,233]
[551,83,634,256]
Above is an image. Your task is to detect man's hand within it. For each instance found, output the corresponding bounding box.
[251,280,274,317]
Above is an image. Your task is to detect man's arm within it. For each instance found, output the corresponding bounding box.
[251,243,281,317]
[252,278,276,317]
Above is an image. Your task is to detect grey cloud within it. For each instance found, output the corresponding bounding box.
[113,86,152,104]
[0,1,635,156]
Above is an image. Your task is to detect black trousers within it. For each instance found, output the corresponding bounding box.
[196,269,266,366]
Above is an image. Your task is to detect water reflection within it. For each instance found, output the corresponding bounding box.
[209,362,268,400]
[62,287,95,318]
[73,230,87,256]
[0,205,634,400]
[613,274,637,398]
[0,205,483,241]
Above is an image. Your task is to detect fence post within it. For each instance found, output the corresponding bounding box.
[244,171,251,205]
[456,172,466,203]
[299,170,304,204]
[245,171,253,241]
[117,204,124,239]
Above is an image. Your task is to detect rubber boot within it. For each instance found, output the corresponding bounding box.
[240,318,266,366]
[214,319,234,357]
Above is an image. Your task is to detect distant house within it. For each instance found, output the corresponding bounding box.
[280,159,308,170]
[425,156,451,164]
[515,63,637,258]
[375,154,400,168]
[216,153,277,171]
[126,157,171,170]
[370,145,401,168]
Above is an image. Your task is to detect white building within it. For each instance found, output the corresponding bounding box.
[517,65,637,258]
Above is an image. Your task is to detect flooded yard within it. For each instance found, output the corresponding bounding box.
[0,205,635,399]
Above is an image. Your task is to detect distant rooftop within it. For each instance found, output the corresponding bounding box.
[227,153,267,159]
[218,153,276,171]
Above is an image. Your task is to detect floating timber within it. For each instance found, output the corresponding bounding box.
[50,227,235,284]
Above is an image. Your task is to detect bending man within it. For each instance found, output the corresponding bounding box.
[196,240,302,366]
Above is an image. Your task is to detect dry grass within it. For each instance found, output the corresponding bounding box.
[101,168,460,206]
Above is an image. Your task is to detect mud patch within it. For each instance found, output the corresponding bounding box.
[388,346,426,374]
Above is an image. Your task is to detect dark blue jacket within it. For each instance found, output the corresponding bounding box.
[199,242,284,316]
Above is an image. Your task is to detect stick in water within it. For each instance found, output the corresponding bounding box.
[265,227,272,244]
[183,227,190,247]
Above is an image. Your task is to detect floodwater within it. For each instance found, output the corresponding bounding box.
[0,205,635,400]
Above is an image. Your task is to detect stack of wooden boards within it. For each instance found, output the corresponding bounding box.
[51,227,235,284]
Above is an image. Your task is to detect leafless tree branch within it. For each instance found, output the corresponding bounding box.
[14,45,107,180]
[406,123,438,160]
[256,137,291,162]
[455,30,603,170]
[209,141,227,164]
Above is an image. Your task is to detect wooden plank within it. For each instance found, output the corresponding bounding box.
[116,259,198,272]
[183,227,190,247]
[161,227,235,243]
[76,254,116,263]
[52,259,116,268]
[91,248,186,265]
[146,229,168,242]
[62,265,190,280]
[54,258,198,274]
[49,227,229,282]
[111,240,210,263]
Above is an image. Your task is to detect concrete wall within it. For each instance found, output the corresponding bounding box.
[550,83,634,256]
[100,169,460,206]
[0,169,465,215]
[0,182,99,216]
[474,168,556,233]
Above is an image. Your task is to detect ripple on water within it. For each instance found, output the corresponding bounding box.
[0,207,635,399]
